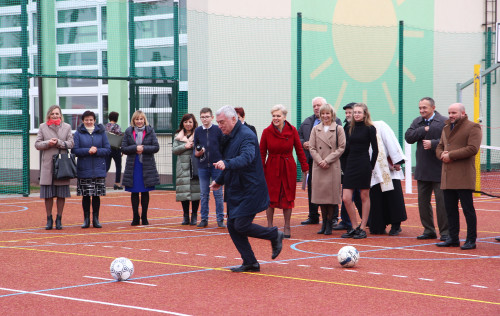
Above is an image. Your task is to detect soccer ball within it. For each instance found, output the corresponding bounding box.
[110,257,134,281]
[337,246,359,268]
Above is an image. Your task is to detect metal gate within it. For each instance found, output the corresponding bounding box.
[131,80,178,190]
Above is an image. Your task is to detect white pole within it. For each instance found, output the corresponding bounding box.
[405,141,412,194]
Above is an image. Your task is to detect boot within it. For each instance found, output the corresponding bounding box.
[317,212,327,234]
[131,209,140,226]
[81,210,90,228]
[141,210,149,225]
[324,219,333,235]
[55,215,62,230]
[45,215,53,230]
[190,210,197,226]
[181,209,190,225]
[93,210,102,228]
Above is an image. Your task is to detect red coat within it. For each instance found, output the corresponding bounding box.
[260,121,309,204]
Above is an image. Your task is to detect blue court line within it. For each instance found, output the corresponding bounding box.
[0,205,28,214]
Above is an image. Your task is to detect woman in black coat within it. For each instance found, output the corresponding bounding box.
[121,110,160,225]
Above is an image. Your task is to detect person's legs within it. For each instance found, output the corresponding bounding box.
[56,197,65,216]
[113,150,122,185]
[342,189,358,228]
[197,167,210,222]
[318,205,327,234]
[227,217,258,266]
[181,200,190,225]
[353,189,363,218]
[359,189,370,230]
[442,189,460,242]
[417,180,436,236]
[266,207,274,227]
[141,192,150,225]
[458,189,477,242]
[302,159,319,224]
[283,208,292,237]
[433,182,449,238]
[92,196,102,228]
[190,200,199,225]
[131,193,140,225]
[44,198,54,230]
[211,167,225,223]
[82,196,91,228]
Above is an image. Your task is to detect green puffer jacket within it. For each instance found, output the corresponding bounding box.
[173,131,200,202]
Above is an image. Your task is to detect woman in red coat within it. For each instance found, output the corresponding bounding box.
[260,104,309,238]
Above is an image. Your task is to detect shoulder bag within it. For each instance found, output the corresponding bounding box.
[53,142,77,180]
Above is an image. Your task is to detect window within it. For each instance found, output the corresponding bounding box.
[57,25,98,44]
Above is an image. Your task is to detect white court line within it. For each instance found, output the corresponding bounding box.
[418,278,434,281]
[393,275,408,278]
[445,281,461,285]
[368,272,383,275]
[83,276,157,287]
[471,285,488,289]
[0,286,188,315]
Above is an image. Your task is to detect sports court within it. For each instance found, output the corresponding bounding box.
[1,182,499,315]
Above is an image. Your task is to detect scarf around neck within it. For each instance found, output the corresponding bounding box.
[134,126,146,163]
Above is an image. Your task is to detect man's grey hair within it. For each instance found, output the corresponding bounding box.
[215,105,238,119]
[312,96,327,106]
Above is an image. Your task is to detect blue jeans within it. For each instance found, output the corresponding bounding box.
[198,166,224,221]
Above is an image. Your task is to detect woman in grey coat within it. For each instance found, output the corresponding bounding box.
[173,114,201,225]
[35,105,74,230]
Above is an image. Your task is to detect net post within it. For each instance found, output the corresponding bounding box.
[473,64,481,197]
[296,12,302,181]
[398,20,404,147]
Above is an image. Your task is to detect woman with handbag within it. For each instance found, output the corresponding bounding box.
[105,111,124,190]
[35,105,74,230]
[121,110,160,225]
[173,114,201,225]
[73,111,111,229]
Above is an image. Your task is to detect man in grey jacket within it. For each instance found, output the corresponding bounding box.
[405,97,448,241]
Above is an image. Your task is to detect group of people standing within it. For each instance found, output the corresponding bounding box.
[36,106,159,230]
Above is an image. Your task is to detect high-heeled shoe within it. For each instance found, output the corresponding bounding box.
[113,184,123,190]
[55,215,62,230]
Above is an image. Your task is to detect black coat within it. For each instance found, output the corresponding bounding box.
[404,111,446,182]
[121,125,160,188]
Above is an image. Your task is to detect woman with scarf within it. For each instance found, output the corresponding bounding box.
[73,110,111,229]
[35,105,74,230]
[121,110,160,225]
[173,113,201,225]
[260,104,309,238]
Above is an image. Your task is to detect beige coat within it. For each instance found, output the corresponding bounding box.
[436,115,482,190]
[309,122,346,205]
[35,122,74,185]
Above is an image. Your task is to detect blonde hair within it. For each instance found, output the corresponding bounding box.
[45,105,64,122]
[349,103,373,135]
[270,104,288,116]
[319,103,336,123]
[130,110,149,127]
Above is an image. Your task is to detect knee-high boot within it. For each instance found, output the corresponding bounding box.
[317,209,327,234]
[182,210,190,225]
[81,210,90,228]
[93,209,102,228]
[324,207,334,235]
[190,210,197,226]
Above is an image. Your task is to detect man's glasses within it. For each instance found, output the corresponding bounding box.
[200,116,212,119]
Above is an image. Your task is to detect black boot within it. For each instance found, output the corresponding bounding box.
[324,219,333,235]
[93,210,102,228]
[45,215,53,230]
[81,210,90,228]
[181,209,190,225]
[190,210,197,226]
[141,210,149,225]
[317,211,327,234]
[55,215,62,230]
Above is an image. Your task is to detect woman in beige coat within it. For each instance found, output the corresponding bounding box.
[309,104,346,235]
[35,105,74,230]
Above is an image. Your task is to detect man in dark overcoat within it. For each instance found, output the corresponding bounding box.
[405,97,449,241]
[210,106,284,272]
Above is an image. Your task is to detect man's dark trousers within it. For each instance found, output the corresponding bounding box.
[227,215,278,265]
[442,189,477,242]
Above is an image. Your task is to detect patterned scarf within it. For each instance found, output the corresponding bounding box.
[134,126,146,163]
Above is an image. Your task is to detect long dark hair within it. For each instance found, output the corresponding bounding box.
[176,113,198,135]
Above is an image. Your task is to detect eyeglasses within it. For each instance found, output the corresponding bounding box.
[200,116,212,119]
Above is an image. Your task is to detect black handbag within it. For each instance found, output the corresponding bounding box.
[106,131,123,150]
[52,142,77,180]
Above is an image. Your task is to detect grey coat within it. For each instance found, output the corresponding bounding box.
[35,122,74,186]
[172,131,200,202]
[404,111,446,182]
[121,125,160,188]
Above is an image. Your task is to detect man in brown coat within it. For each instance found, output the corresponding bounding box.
[435,103,482,250]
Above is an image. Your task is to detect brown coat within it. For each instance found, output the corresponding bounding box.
[35,122,74,186]
[309,122,346,205]
[436,115,482,190]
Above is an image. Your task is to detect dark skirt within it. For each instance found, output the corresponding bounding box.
[77,178,106,196]
[125,155,155,193]
[40,185,71,199]
[367,180,407,234]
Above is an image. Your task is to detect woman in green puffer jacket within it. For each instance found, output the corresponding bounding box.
[173,114,201,225]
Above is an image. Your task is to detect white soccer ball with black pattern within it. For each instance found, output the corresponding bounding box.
[337,246,359,268]
[110,257,134,281]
